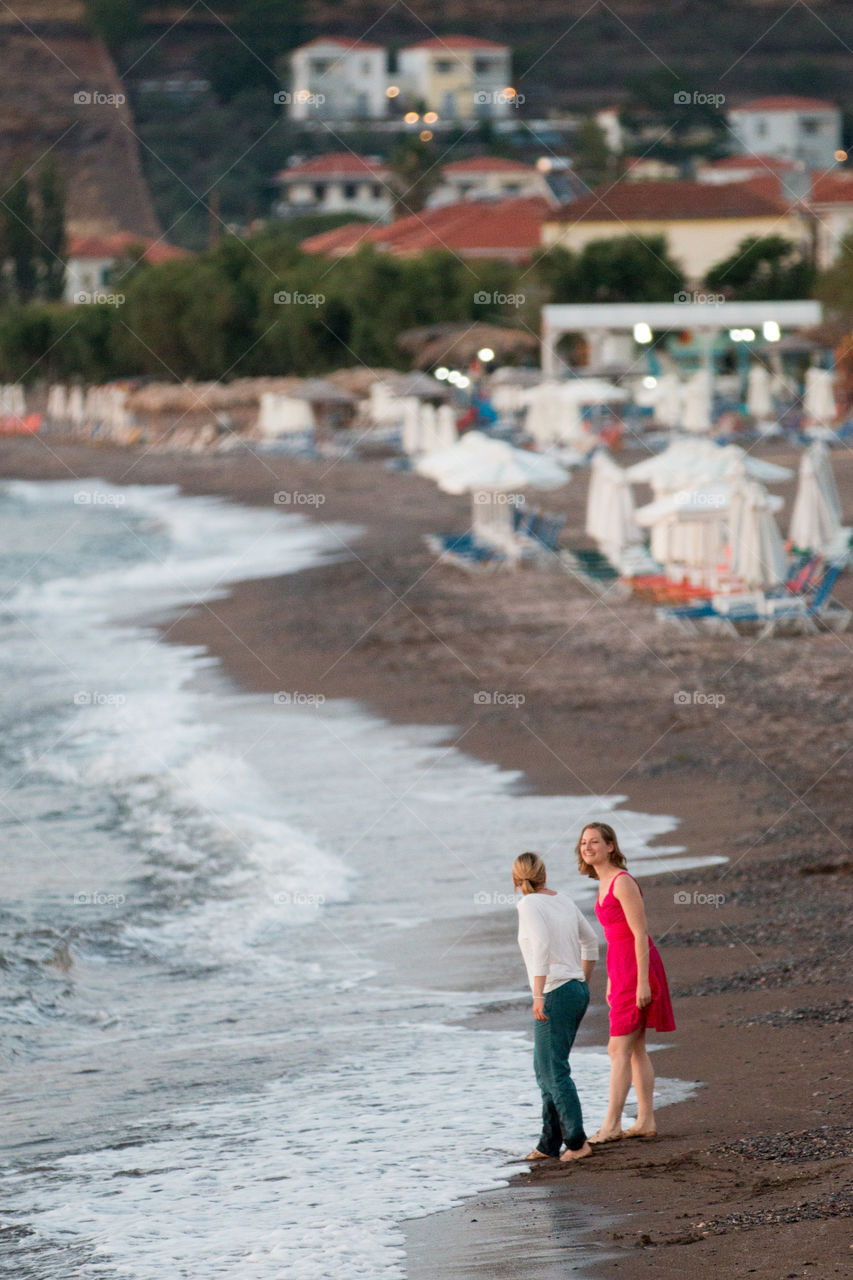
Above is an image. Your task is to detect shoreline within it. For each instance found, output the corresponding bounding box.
[1,437,850,1279]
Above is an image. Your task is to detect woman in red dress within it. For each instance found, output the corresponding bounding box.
[577,822,675,1142]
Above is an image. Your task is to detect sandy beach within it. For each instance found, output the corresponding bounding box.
[1,434,850,1279]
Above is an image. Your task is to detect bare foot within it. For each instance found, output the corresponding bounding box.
[524,1148,551,1161]
[587,1128,623,1144]
[559,1141,592,1163]
[622,1125,657,1139]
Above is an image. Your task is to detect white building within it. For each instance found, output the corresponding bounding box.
[274,153,393,220]
[397,37,512,121]
[809,172,853,268]
[727,96,842,172]
[287,37,388,121]
[427,156,555,207]
[594,106,624,154]
[65,232,190,303]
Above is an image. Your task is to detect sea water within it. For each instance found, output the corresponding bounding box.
[0,479,722,1279]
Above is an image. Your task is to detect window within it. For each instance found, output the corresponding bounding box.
[372,184,382,198]
[474,58,497,75]
[755,120,767,137]
[800,117,820,135]
[343,183,357,199]
[504,183,520,194]
[435,59,454,74]
[313,184,326,200]
[310,59,331,74]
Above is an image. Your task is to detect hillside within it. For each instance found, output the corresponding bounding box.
[0,20,160,239]
[2,1,853,246]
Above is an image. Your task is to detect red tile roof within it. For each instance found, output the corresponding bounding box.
[301,196,549,261]
[68,233,191,262]
[294,37,384,52]
[442,157,537,174]
[549,180,788,223]
[731,96,837,113]
[810,172,853,204]
[403,36,508,51]
[700,154,797,172]
[741,174,788,203]
[277,153,390,180]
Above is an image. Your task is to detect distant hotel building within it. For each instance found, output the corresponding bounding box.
[274,153,393,220]
[285,35,512,123]
[288,37,388,121]
[396,37,513,121]
[427,157,555,208]
[727,96,842,172]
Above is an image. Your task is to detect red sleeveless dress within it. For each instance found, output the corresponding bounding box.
[595,870,675,1036]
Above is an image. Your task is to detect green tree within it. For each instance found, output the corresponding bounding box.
[84,0,143,50]
[536,236,684,303]
[388,139,439,216]
[199,0,306,102]
[3,174,38,303]
[813,233,853,316]
[37,160,67,301]
[705,236,815,300]
[573,118,612,188]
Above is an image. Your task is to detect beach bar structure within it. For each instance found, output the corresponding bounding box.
[541,301,823,379]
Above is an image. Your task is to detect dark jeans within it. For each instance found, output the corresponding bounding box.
[533,979,589,1155]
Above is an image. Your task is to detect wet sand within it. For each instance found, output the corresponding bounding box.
[1,434,850,1279]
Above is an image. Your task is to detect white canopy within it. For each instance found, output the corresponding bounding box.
[627,438,792,494]
[415,431,570,495]
[523,379,627,448]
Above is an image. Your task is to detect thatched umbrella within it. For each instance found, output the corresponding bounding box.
[397,323,538,370]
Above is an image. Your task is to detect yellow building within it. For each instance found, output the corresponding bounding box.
[541,180,807,284]
[398,36,512,121]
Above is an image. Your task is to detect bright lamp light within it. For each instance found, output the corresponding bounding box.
[633,323,653,344]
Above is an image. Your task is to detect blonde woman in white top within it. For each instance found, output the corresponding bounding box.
[513,851,599,1163]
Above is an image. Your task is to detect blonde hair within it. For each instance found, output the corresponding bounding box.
[512,851,547,894]
[575,822,627,880]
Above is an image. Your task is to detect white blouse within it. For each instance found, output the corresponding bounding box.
[516,891,600,993]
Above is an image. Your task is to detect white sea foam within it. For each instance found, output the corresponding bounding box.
[0,479,713,1279]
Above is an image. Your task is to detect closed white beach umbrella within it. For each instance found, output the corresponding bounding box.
[682,369,713,434]
[747,363,774,419]
[67,385,85,425]
[803,367,836,426]
[47,384,67,420]
[729,480,788,588]
[435,404,458,450]
[586,451,641,563]
[789,446,842,554]
[401,398,422,455]
[653,372,683,429]
[809,440,842,522]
